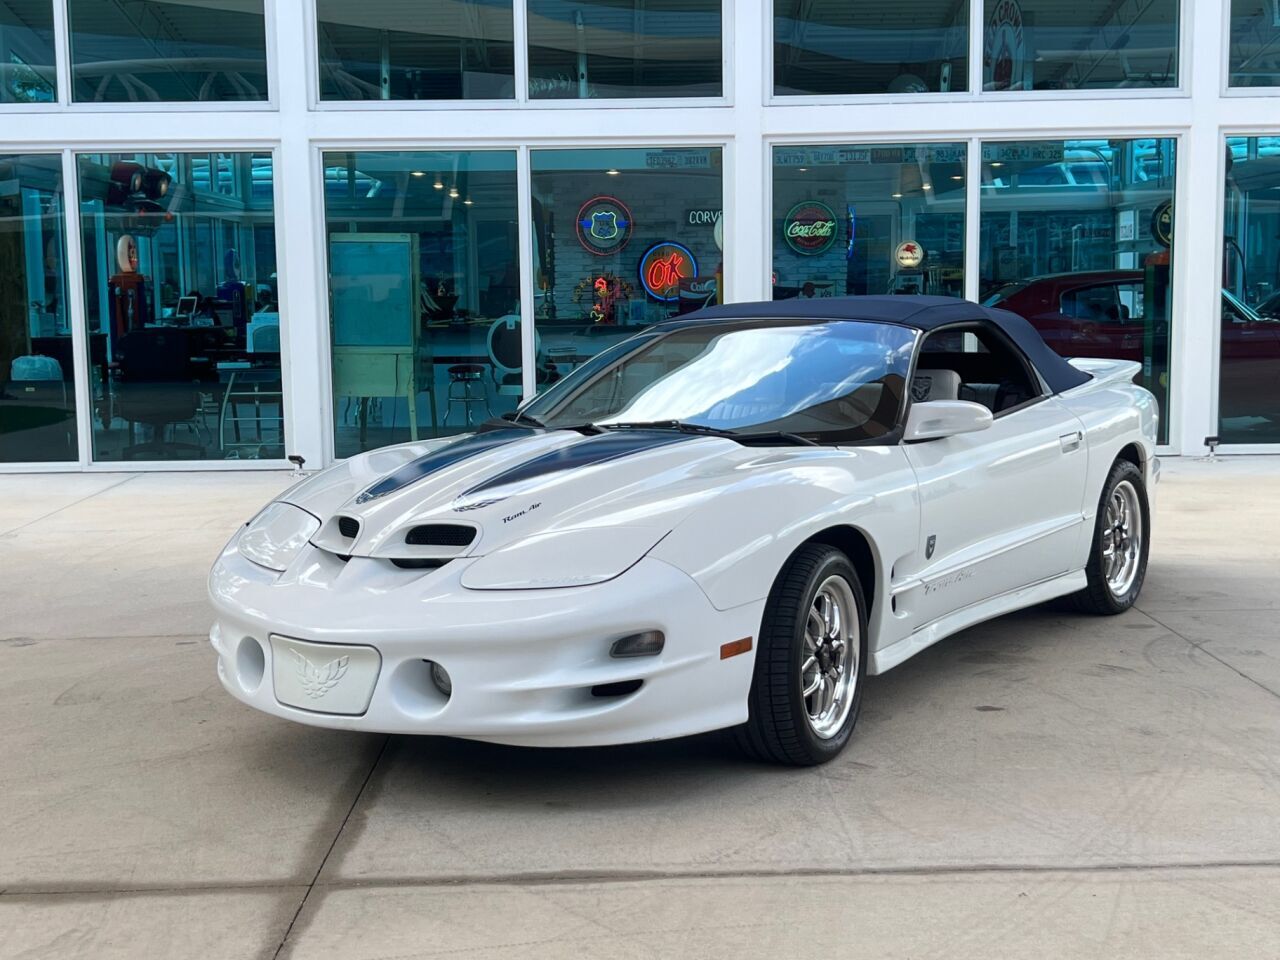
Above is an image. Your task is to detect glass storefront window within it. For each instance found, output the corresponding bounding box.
[77,152,282,461]
[979,138,1176,442]
[316,0,515,100]
[1220,136,1280,443]
[529,147,724,380]
[1,1,56,102]
[1229,2,1280,88]
[322,151,521,458]
[527,1,721,99]
[67,0,268,102]
[774,1,968,96]
[982,0,1178,91]
[1,154,74,462]
[772,143,966,300]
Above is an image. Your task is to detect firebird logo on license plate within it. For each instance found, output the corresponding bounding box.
[291,650,349,699]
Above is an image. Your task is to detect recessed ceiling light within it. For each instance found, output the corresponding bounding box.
[606,168,620,176]
[410,170,426,177]
[991,161,1004,168]
[891,192,903,199]
[951,175,964,180]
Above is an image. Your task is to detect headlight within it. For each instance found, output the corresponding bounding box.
[459,526,669,590]
[238,502,320,572]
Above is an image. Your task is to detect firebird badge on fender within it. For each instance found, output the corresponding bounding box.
[291,650,349,699]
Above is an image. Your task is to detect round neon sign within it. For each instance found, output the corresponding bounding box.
[638,242,698,302]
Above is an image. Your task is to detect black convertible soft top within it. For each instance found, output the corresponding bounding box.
[679,295,1092,395]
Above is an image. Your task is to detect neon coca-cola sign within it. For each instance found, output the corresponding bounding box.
[783,201,838,256]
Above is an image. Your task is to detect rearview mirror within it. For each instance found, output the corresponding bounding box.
[903,400,994,442]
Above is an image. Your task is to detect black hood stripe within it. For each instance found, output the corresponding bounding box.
[354,428,534,504]
[462,430,700,496]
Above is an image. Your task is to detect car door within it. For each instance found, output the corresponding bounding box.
[899,324,1089,629]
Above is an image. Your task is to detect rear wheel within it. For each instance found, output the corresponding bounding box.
[1073,459,1150,615]
[735,544,868,766]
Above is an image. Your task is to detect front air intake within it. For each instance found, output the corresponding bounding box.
[336,516,360,539]
[405,524,476,547]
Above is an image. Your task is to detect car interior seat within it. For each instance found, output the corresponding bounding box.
[910,368,961,403]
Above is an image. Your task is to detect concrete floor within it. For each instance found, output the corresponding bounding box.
[1,458,1279,959]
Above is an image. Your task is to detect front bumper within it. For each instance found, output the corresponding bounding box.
[208,540,763,747]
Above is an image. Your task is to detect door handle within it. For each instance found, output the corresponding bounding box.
[1059,431,1083,452]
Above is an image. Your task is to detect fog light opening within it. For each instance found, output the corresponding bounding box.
[235,636,266,693]
[389,658,451,718]
[609,630,665,659]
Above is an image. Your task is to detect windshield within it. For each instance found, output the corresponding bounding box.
[519,319,917,443]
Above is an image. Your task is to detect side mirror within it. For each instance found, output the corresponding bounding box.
[903,400,994,442]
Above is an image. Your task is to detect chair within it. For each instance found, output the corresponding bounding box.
[444,364,489,427]
[1,356,74,460]
[114,330,204,459]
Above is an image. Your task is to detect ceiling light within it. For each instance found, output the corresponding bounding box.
[411,170,426,178]
[463,197,474,206]
[951,175,964,180]
[448,187,459,199]
[990,161,1004,168]
[433,179,444,189]
[891,192,903,199]
[922,183,933,190]
[606,168,620,176]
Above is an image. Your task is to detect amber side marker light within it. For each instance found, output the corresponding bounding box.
[720,637,753,660]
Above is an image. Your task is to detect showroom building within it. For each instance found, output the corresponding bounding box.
[0,0,1278,470]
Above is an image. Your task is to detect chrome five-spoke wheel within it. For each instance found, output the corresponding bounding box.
[801,576,859,739]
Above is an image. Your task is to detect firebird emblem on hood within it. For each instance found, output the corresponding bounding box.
[291,650,349,699]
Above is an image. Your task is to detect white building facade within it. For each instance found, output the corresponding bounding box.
[1,0,1278,471]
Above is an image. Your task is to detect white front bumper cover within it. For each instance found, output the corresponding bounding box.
[208,538,763,747]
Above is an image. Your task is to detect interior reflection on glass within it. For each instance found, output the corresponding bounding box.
[322,151,521,458]
[772,143,966,301]
[978,138,1176,442]
[982,0,1178,91]
[0,0,57,102]
[1220,136,1280,443]
[774,1,969,96]
[1229,1,1280,88]
[521,321,915,443]
[0,154,75,462]
[527,0,722,99]
[77,152,282,461]
[528,147,724,393]
[316,0,515,100]
[67,0,268,102]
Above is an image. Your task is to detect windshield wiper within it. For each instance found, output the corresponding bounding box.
[500,410,547,429]
[596,421,818,446]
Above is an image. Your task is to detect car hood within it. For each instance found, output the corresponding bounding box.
[278,428,827,562]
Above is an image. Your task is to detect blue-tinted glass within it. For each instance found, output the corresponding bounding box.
[1229,1,1280,87]
[529,147,724,382]
[979,138,1176,442]
[78,152,282,461]
[773,143,967,300]
[982,0,1178,91]
[1220,136,1280,443]
[0,154,75,462]
[527,0,722,99]
[317,0,515,100]
[775,1,969,96]
[322,151,521,457]
[68,0,268,102]
[0,1,56,102]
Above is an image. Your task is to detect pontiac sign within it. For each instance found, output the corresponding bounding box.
[783,200,838,256]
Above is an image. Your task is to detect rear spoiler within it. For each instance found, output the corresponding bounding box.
[1066,357,1142,385]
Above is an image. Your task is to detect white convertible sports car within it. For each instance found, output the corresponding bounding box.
[209,296,1158,765]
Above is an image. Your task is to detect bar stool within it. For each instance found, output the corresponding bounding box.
[444,364,488,427]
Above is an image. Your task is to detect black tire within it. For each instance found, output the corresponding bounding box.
[1072,459,1150,615]
[734,544,868,766]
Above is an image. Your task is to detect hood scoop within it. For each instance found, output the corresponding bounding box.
[405,524,477,548]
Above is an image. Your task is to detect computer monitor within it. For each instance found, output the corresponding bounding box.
[175,296,197,323]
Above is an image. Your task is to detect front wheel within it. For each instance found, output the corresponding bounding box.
[735,544,868,765]
[1073,459,1150,615]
